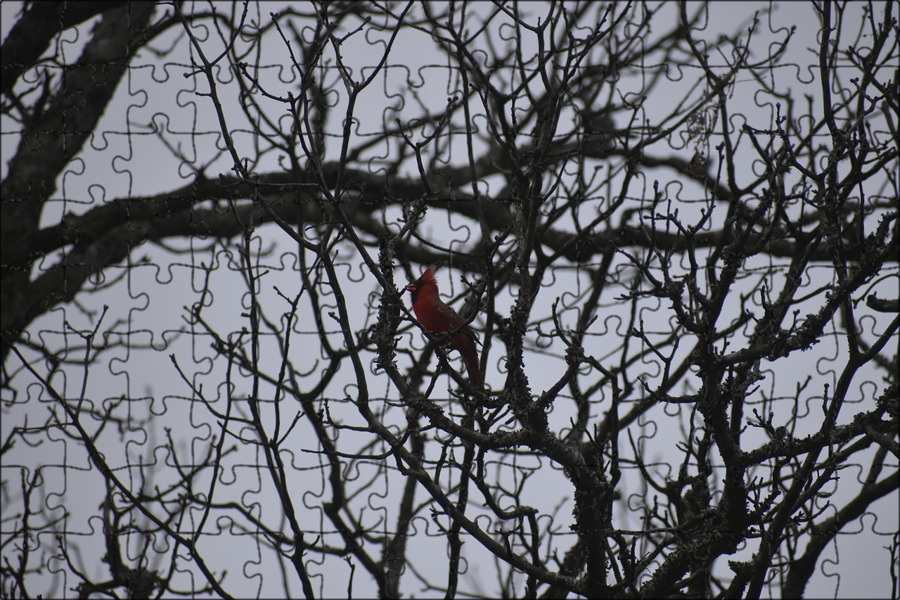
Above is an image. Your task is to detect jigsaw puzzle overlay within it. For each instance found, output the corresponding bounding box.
[2,2,897,598]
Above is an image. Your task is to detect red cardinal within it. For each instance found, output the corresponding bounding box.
[406,268,484,390]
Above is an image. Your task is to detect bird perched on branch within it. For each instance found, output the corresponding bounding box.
[406,268,484,391]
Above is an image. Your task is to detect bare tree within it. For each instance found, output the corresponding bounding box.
[2,1,897,598]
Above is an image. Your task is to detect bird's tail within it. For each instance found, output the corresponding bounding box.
[461,346,484,391]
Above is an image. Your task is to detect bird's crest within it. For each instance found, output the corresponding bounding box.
[419,268,436,285]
